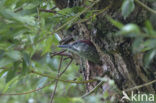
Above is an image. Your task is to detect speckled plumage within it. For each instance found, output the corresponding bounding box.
[58,40,101,64]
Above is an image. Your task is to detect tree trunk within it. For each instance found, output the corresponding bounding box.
[59,0,156,101]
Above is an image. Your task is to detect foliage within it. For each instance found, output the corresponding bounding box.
[0,0,155,103]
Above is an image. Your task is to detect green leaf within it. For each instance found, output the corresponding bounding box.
[119,24,140,36]
[103,91,109,99]
[142,39,156,52]
[0,57,14,68]
[5,69,16,83]
[106,16,124,29]
[144,49,156,68]
[42,37,53,55]
[6,62,19,82]
[121,0,135,19]
[0,69,8,78]
[132,38,144,53]
[5,50,22,61]
[145,20,156,36]
[0,0,6,8]
[3,76,18,93]
[0,9,36,26]
[37,77,47,88]
[22,52,31,75]
[55,97,71,103]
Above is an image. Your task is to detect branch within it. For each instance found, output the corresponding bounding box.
[31,69,95,84]
[29,0,100,48]
[75,2,112,24]
[39,9,56,13]
[50,56,63,103]
[81,81,104,98]
[59,59,73,76]
[0,81,54,96]
[124,79,156,92]
[134,0,156,14]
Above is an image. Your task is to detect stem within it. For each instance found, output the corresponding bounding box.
[50,56,63,103]
[124,79,156,92]
[0,81,54,96]
[81,81,104,98]
[134,0,156,14]
[31,70,95,84]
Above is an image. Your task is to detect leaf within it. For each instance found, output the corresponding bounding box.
[132,38,144,53]
[0,57,14,68]
[22,52,31,75]
[103,91,109,99]
[42,37,53,55]
[142,39,156,52]
[5,62,19,82]
[145,20,156,36]
[144,49,156,68]
[0,0,6,8]
[119,24,140,36]
[37,77,47,88]
[0,9,36,26]
[5,69,16,83]
[0,69,8,78]
[55,97,71,103]
[106,16,124,29]
[5,50,22,61]
[3,76,18,93]
[121,0,135,19]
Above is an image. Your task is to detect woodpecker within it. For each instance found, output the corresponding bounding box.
[53,0,84,9]
[58,40,101,64]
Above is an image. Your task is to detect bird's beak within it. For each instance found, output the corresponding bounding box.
[58,45,70,49]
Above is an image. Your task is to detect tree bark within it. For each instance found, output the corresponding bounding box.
[59,0,156,101]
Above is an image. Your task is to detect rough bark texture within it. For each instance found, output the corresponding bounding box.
[58,0,156,101]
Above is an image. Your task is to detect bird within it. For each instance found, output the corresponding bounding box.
[58,40,101,64]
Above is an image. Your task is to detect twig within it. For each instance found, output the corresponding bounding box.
[50,50,72,58]
[124,79,156,92]
[50,56,63,103]
[39,9,56,13]
[134,0,156,14]
[75,2,112,24]
[49,57,73,103]
[51,50,66,57]
[81,81,104,98]
[31,70,95,84]
[31,0,100,47]
[59,59,73,76]
[0,81,54,96]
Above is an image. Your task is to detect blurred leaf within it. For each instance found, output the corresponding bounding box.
[71,97,84,103]
[103,91,109,99]
[119,24,140,36]
[144,49,156,68]
[0,69,8,78]
[22,52,31,75]
[142,39,156,52]
[6,62,19,82]
[0,57,14,68]
[55,97,71,103]
[0,0,6,8]
[37,77,47,88]
[132,38,144,53]
[0,9,36,26]
[106,16,124,29]
[2,76,18,93]
[5,50,22,61]
[145,21,156,36]
[42,36,53,55]
[121,0,135,19]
